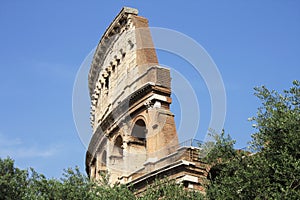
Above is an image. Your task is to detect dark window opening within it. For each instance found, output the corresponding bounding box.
[113,135,123,157]
[101,151,107,167]
[105,77,109,89]
[91,158,97,178]
[132,119,147,142]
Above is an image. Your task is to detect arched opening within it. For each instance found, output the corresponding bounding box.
[132,119,147,142]
[113,135,123,157]
[129,119,147,168]
[100,150,107,172]
[91,158,97,179]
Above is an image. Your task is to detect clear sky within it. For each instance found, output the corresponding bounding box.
[0,1,299,178]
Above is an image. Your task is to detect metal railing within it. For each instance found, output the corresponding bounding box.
[178,138,203,148]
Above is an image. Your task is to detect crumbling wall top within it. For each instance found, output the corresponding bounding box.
[88,7,139,96]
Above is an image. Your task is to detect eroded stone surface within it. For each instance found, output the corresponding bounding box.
[86,7,179,185]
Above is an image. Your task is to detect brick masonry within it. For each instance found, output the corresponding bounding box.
[86,7,208,193]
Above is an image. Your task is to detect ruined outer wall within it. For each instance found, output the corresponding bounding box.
[88,8,160,130]
[86,7,179,184]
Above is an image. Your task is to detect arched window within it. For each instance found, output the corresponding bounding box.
[101,150,107,170]
[113,135,123,157]
[130,119,147,166]
[132,119,147,142]
[91,158,97,178]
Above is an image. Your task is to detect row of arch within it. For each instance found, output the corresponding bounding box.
[113,119,147,156]
[91,119,148,177]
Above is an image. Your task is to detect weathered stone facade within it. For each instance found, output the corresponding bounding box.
[86,7,208,192]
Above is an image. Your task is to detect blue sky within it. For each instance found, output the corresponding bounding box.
[0,1,299,178]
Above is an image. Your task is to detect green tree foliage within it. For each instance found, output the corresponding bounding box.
[0,157,136,200]
[0,157,28,199]
[0,157,203,199]
[140,179,204,200]
[202,130,237,164]
[206,81,300,199]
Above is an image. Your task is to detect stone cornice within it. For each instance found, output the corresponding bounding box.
[86,83,171,161]
[95,83,169,135]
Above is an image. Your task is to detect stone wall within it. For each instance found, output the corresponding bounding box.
[86,7,179,185]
